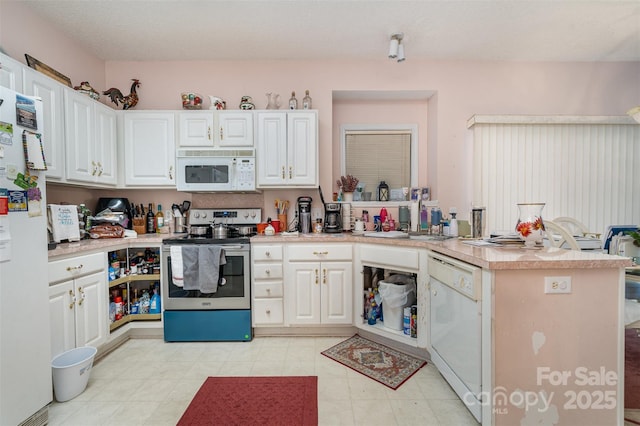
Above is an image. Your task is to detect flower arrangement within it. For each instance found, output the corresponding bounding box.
[336,175,359,193]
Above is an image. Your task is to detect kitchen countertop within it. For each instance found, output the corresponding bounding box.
[252,233,632,270]
[49,231,631,270]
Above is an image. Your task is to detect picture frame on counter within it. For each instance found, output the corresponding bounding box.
[24,54,72,87]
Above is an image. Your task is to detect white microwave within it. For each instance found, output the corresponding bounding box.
[176,149,256,192]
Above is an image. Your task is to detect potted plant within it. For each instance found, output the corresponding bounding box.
[337,175,359,202]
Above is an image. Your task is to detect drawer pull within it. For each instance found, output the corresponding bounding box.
[266,309,271,315]
[266,288,271,293]
[265,268,271,274]
[315,269,319,285]
[68,289,75,309]
[66,264,84,272]
[312,251,329,256]
[323,268,327,284]
[78,286,85,306]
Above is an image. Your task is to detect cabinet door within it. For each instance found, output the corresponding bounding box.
[256,112,287,186]
[49,281,76,358]
[0,52,24,91]
[124,112,176,186]
[321,261,353,324]
[218,111,253,147]
[287,112,317,186]
[178,112,213,147]
[94,103,118,185]
[74,271,107,349]
[65,90,96,183]
[23,68,66,180]
[286,262,321,324]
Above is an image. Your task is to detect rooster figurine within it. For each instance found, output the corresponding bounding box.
[103,79,140,110]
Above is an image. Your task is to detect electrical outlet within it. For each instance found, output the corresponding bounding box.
[544,276,572,294]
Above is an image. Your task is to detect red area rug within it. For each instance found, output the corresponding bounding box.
[626,329,640,409]
[177,376,318,426]
[321,334,426,390]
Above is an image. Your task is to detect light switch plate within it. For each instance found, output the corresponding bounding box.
[544,276,572,294]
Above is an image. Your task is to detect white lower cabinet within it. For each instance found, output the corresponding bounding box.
[285,244,352,325]
[252,244,284,326]
[48,252,107,358]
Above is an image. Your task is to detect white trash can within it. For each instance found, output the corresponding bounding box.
[378,277,417,331]
[51,346,97,402]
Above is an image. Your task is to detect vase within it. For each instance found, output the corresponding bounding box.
[515,203,546,248]
[342,192,354,203]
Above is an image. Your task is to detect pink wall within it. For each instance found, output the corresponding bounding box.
[2,2,638,219]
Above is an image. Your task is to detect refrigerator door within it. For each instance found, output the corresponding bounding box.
[0,86,52,425]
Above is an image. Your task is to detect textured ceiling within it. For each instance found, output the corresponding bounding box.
[19,0,640,62]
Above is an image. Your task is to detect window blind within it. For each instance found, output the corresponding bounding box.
[345,132,411,195]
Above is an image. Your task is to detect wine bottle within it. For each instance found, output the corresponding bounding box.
[155,204,164,233]
[146,203,155,233]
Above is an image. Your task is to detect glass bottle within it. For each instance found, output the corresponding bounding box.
[289,91,298,110]
[146,203,155,234]
[302,90,312,109]
[155,204,164,233]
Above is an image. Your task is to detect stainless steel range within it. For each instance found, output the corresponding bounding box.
[162,208,261,342]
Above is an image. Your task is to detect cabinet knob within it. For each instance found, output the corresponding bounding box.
[169,165,174,180]
[266,309,271,314]
[323,268,327,284]
[265,269,271,274]
[265,251,271,257]
[78,286,85,306]
[97,162,103,176]
[66,264,84,272]
[91,161,97,176]
[68,289,75,309]
[315,269,319,284]
[266,288,271,293]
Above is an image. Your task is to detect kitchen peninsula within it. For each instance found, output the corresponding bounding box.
[49,234,629,425]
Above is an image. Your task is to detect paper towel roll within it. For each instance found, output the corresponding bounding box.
[342,203,351,231]
[410,202,419,232]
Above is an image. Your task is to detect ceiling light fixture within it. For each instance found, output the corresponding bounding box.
[388,33,405,62]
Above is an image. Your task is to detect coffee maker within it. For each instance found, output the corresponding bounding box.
[297,196,312,234]
[323,202,342,233]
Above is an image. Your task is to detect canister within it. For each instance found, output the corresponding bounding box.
[403,307,411,335]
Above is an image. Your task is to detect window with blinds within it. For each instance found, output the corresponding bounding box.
[344,131,411,194]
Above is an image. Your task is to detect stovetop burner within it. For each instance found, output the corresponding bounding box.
[164,207,261,245]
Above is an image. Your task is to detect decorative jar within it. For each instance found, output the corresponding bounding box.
[515,203,545,248]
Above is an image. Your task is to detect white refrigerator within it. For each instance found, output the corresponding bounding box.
[0,86,52,425]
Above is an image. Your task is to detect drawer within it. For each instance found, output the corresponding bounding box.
[254,263,283,280]
[253,299,284,325]
[48,252,105,284]
[287,244,352,261]
[254,281,283,298]
[359,244,419,270]
[252,245,283,261]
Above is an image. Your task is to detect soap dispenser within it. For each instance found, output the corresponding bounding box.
[449,207,458,237]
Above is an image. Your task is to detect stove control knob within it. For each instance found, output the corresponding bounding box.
[201,212,207,219]
[193,212,200,219]
[244,212,249,219]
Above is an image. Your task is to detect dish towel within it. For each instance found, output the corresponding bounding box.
[170,246,184,287]
[182,245,227,293]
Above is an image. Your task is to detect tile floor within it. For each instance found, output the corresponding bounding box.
[47,336,480,426]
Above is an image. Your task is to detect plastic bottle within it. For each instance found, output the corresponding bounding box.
[420,204,429,230]
[149,284,161,314]
[449,209,459,237]
[114,296,123,320]
[140,290,150,314]
[155,204,164,233]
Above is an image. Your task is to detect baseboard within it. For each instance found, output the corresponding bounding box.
[254,326,356,337]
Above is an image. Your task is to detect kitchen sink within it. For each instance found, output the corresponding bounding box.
[408,234,455,241]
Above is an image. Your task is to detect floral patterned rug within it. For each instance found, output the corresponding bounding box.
[321,334,426,390]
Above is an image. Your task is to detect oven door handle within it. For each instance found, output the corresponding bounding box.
[219,245,243,249]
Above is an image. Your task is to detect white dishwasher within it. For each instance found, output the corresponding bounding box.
[428,253,482,423]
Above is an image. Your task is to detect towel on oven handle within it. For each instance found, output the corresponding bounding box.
[170,246,184,287]
[182,245,227,293]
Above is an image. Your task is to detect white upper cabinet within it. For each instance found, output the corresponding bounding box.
[0,52,24,91]
[256,111,317,188]
[23,67,66,181]
[123,111,176,186]
[178,110,253,148]
[64,90,118,186]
